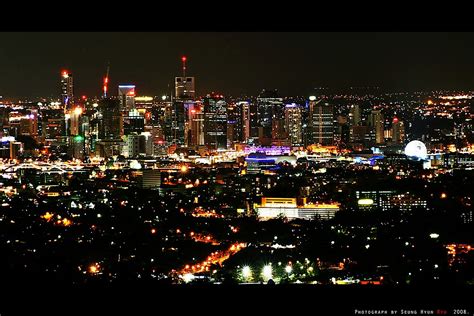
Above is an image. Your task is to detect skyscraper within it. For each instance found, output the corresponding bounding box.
[308,98,334,146]
[227,102,243,147]
[285,103,302,146]
[256,89,284,146]
[203,94,227,150]
[175,56,195,100]
[123,108,145,136]
[175,77,195,100]
[60,70,74,110]
[187,102,204,147]
[369,110,384,144]
[391,117,405,144]
[118,85,136,111]
[98,98,122,140]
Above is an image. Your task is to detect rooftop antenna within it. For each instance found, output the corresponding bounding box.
[181,56,187,77]
[103,62,110,98]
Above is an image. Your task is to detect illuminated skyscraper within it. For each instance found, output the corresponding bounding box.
[308,98,334,146]
[391,117,405,144]
[227,102,244,147]
[98,98,122,140]
[175,56,195,100]
[369,110,384,144]
[123,108,145,136]
[118,85,136,111]
[186,101,204,147]
[203,94,227,150]
[256,89,283,145]
[60,70,74,109]
[285,103,302,146]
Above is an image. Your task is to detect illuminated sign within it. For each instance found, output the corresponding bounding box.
[358,199,374,206]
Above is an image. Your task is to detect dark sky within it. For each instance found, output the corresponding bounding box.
[1,32,474,99]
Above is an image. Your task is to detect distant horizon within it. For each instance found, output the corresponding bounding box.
[2,32,474,99]
[2,87,474,103]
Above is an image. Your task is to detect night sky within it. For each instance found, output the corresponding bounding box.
[1,32,474,99]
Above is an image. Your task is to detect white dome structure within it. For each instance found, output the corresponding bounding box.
[404,140,428,161]
[129,160,142,170]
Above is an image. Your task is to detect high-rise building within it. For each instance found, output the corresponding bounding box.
[285,103,302,146]
[69,107,83,137]
[60,70,74,109]
[175,77,195,100]
[118,85,136,111]
[123,109,145,136]
[186,101,204,147]
[391,117,405,144]
[41,109,65,143]
[227,102,243,147]
[175,56,195,100]
[257,89,284,145]
[169,100,186,146]
[349,104,361,127]
[126,132,153,157]
[369,110,384,144]
[308,98,334,146]
[203,94,227,150]
[98,98,122,140]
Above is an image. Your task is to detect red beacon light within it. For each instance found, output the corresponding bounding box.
[182,56,187,62]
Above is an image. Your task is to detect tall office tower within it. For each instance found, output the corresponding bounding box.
[98,98,122,140]
[169,100,186,146]
[118,85,136,111]
[308,98,334,146]
[0,108,9,137]
[256,89,284,145]
[247,101,259,141]
[60,70,74,110]
[238,101,251,142]
[227,102,243,147]
[175,56,195,100]
[285,103,302,146]
[203,94,227,150]
[123,108,145,136]
[391,117,405,144]
[369,110,385,144]
[41,109,65,143]
[69,134,85,160]
[349,104,361,126]
[69,107,83,137]
[126,132,153,157]
[186,101,204,147]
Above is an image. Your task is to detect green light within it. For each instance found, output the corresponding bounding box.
[74,135,84,142]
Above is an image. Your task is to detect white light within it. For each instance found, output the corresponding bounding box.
[309,96,316,101]
[285,265,292,274]
[405,140,428,161]
[434,264,439,269]
[365,244,370,249]
[182,273,194,283]
[429,233,439,239]
[162,95,167,101]
[242,266,251,279]
[262,265,272,280]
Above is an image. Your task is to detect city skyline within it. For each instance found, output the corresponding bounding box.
[0,31,473,315]
[3,32,474,99]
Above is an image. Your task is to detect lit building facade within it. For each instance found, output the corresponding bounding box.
[255,197,340,220]
[203,94,227,150]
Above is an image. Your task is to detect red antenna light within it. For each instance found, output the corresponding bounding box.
[181,56,187,77]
